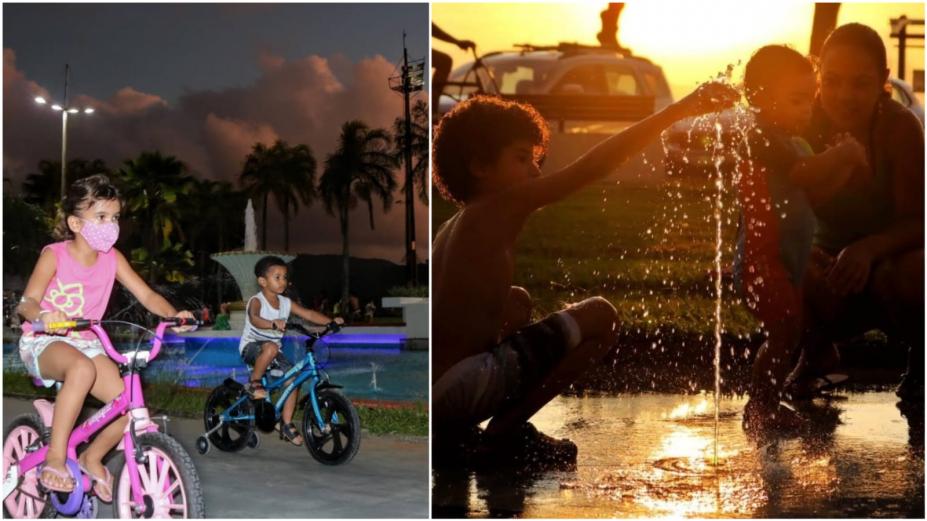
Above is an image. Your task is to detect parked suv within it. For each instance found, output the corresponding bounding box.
[438,43,674,124]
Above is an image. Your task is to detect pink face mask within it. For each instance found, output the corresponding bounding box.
[80,220,119,252]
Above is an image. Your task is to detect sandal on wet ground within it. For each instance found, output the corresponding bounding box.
[38,463,75,493]
[477,422,577,470]
[279,422,304,446]
[742,399,804,438]
[79,463,113,503]
[245,380,267,400]
[785,373,848,400]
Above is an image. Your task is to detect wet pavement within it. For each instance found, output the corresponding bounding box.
[432,392,924,518]
[3,398,428,518]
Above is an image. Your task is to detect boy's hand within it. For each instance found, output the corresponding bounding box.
[456,39,476,51]
[832,133,868,168]
[676,81,740,119]
[41,310,69,335]
[333,317,345,325]
[272,319,287,331]
[171,310,197,333]
[829,133,870,186]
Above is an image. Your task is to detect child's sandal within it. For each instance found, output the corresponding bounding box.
[279,422,304,446]
[38,464,75,493]
[245,380,267,400]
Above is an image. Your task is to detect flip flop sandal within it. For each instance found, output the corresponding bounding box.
[38,464,75,493]
[80,464,113,503]
[811,373,849,392]
[279,422,304,446]
[787,373,849,400]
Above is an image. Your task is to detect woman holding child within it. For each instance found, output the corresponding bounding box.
[788,23,924,402]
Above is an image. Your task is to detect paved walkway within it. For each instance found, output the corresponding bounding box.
[3,398,428,518]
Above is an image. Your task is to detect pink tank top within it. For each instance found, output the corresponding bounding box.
[21,242,118,340]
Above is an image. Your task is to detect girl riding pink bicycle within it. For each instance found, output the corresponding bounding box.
[8,174,198,515]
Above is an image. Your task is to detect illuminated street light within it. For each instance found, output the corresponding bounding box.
[32,64,94,198]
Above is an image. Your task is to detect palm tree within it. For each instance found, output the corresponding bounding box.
[116,151,194,256]
[320,121,398,308]
[392,99,429,203]
[239,140,317,251]
[181,179,247,281]
[22,159,110,210]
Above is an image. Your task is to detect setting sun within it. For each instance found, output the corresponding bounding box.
[434,2,925,98]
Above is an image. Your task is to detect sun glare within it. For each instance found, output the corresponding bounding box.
[435,3,924,99]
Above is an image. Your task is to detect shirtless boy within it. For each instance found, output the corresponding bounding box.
[432,83,737,466]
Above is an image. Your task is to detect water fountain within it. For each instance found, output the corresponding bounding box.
[210,199,293,330]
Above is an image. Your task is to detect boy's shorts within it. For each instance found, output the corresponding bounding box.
[240,341,294,375]
[433,311,577,429]
[19,332,107,388]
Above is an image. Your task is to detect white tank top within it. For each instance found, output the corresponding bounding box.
[238,293,292,353]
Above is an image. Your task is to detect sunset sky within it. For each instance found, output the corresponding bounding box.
[433,2,924,100]
[4,4,428,261]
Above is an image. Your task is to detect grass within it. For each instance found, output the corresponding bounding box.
[2,371,427,437]
[433,177,761,338]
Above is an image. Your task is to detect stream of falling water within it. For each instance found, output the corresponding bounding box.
[712,118,724,466]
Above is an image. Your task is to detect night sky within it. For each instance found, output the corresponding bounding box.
[4,3,429,261]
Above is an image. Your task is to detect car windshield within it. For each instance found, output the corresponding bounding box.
[448,57,557,95]
[485,59,556,94]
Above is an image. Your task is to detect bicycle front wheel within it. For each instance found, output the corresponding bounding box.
[112,432,205,518]
[302,389,360,465]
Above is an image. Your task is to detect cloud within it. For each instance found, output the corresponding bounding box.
[3,47,429,260]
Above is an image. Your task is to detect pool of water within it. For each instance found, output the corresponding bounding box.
[432,392,924,518]
[3,335,427,403]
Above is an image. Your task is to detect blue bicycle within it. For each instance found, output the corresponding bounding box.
[195,322,360,465]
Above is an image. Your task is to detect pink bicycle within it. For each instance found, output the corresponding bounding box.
[2,317,206,518]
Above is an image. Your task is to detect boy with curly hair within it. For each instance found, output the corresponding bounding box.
[433,84,737,466]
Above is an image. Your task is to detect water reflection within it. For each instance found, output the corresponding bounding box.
[433,392,924,518]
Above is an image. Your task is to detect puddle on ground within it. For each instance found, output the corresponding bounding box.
[432,392,924,518]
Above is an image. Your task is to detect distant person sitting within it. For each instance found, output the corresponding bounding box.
[734,45,867,434]
[432,23,476,116]
[432,81,737,467]
[213,302,231,331]
[365,301,377,323]
[239,256,342,445]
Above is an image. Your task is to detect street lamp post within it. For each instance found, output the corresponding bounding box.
[33,64,94,198]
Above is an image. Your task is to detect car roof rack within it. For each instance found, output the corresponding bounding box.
[512,41,638,56]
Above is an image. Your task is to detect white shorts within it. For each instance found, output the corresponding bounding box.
[19,333,106,388]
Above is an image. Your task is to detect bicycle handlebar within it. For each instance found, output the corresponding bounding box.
[31,313,210,364]
[285,321,341,337]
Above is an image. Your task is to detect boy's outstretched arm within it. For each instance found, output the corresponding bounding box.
[291,302,342,326]
[514,82,739,211]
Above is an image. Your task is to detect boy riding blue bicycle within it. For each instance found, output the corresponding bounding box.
[239,256,342,446]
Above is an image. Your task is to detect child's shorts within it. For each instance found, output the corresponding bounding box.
[240,341,294,375]
[19,332,107,388]
[433,311,577,429]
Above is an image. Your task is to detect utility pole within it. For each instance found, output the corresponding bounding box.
[891,16,925,83]
[390,31,425,286]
